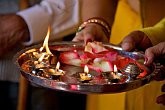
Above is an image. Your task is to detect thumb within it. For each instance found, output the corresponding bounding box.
[121,33,136,51]
[121,30,145,51]
[121,30,152,51]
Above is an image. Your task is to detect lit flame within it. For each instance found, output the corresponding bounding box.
[84,65,89,74]
[113,65,120,79]
[114,65,117,72]
[56,62,60,70]
[39,27,52,55]
[38,53,47,62]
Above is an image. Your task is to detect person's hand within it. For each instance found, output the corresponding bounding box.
[121,31,165,105]
[154,63,165,105]
[121,30,152,51]
[145,42,165,65]
[72,23,109,44]
[145,42,165,105]
[157,84,165,105]
[0,14,29,58]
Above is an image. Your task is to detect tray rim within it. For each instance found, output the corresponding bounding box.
[14,41,159,94]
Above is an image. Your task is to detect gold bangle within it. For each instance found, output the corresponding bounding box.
[76,17,111,40]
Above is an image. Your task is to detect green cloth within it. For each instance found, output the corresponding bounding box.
[140,18,165,45]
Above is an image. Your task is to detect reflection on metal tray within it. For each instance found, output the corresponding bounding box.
[14,41,160,94]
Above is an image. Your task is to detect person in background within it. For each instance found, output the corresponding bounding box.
[0,0,86,110]
[73,0,165,110]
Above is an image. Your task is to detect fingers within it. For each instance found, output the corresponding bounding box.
[72,23,108,44]
[144,42,165,65]
[156,84,165,105]
[157,94,165,105]
[72,32,84,42]
[144,47,155,65]
[121,36,135,51]
[154,65,165,81]
[145,42,165,81]
[72,27,95,45]
[121,31,142,51]
[162,84,165,92]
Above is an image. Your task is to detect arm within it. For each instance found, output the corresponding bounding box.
[18,0,80,45]
[73,0,118,43]
[0,14,29,58]
[81,0,118,27]
[0,0,80,57]
[121,18,165,65]
[142,19,165,105]
[121,18,165,51]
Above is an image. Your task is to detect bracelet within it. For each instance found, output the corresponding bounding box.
[76,17,111,40]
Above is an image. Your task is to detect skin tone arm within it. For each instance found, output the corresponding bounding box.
[121,18,165,65]
[146,42,165,105]
[121,18,165,105]
[0,14,29,58]
[73,0,118,44]
[81,0,118,26]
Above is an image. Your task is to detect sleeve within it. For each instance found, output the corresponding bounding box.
[140,18,165,45]
[17,0,80,46]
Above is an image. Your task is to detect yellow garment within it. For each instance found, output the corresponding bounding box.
[141,18,165,45]
[110,0,142,45]
[86,0,165,110]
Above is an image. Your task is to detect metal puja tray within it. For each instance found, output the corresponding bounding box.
[14,41,160,94]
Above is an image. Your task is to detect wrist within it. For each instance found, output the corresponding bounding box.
[77,17,111,40]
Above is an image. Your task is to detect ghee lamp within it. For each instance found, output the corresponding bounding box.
[113,65,120,78]
[54,62,65,75]
[110,65,121,83]
[44,62,65,80]
[28,28,54,69]
[79,65,92,83]
[25,28,65,80]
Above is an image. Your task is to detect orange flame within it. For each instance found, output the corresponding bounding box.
[38,53,47,62]
[84,65,89,74]
[39,27,52,55]
[112,65,120,79]
[114,65,117,72]
[56,62,60,70]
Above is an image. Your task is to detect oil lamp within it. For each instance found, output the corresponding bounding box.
[79,65,92,83]
[112,65,120,77]
[27,28,54,69]
[43,62,65,80]
[110,65,121,83]
[23,28,61,80]
[54,62,65,75]
[101,65,120,82]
